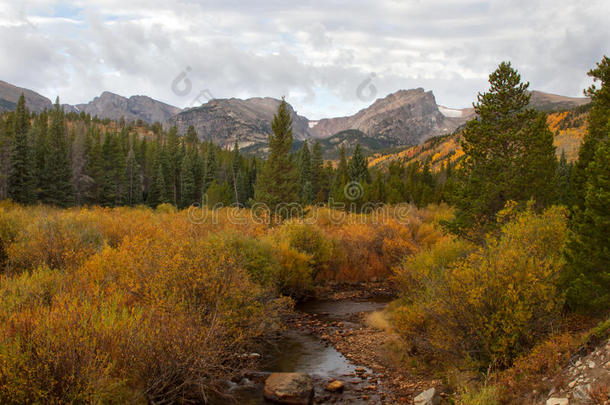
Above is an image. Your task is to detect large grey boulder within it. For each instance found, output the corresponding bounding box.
[263,372,314,405]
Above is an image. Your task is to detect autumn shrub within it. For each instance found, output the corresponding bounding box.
[0,205,281,403]
[272,240,314,299]
[6,209,104,272]
[230,235,279,287]
[391,206,569,367]
[272,221,334,280]
[496,332,581,403]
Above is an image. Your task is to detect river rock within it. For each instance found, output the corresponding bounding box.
[546,398,569,405]
[414,387,440,405]
[326,380,345,392]
[264,372,314,405]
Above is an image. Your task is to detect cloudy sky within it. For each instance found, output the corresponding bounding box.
[0,0,608,119]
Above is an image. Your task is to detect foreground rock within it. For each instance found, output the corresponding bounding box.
[264,372,314,404]
[545,338,609,404]
[325,380,345,392]
[414,387,441,405]
[546,398,569,405]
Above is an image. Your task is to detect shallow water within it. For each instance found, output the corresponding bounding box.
[296,297,391,320]
[230,297,390,404]
[262,329,364,377]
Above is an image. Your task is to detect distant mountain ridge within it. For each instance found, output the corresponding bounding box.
[169,97,312,149]
[73,91,181,124]
[308,88,469,145]
[0,80,52,112]
[0,79,591,155]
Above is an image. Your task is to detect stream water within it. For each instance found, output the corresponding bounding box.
[229,297,392,404]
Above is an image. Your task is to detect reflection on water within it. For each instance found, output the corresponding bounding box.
[262,329,364,377]
[296,297,392,320]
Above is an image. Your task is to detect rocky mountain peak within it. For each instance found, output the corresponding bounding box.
[74,91,181,124]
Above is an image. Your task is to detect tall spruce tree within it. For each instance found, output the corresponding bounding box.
[254,98,299,219]
[202,142,217,193]
[0,115,12,200]
[125,147,142,205]
[298,141,314,204]
[448,61,557,236]
[8,94,35,204]
[347,143,370,183]
[229,140,242,205]
[564,137,610,312]
[557,150,572,205]
[180,147,198,208]
[570,56,610,209]
[42,98,73,206]
[311,141,324,201]
[564,56,610,313]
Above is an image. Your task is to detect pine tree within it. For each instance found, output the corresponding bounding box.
[563,56,610,313]
[85,127,104,203]
[311,141,323,200]
[0,116,12,200]
[448,61,557,236]
[229,140,242,205]
[166,126,181,204]
[202,142,217,193]
[180,147,198,207]
[570,56,610,209]
[125,147,142,205]
[42,98,73,206]
[8,94,35,204]
[298,141,314,204]
[564,137,610,312]
[557,149,572,205]
[331,145,349,203]
[254,98,299,219]
[149,160,169,206]
[185,125,199,145]
[347,143,370,183]
[33,111,48,199]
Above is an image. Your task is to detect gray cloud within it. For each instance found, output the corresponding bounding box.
[0,0,607,119]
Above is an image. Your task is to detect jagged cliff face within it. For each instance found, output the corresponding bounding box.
[309,88,467,145]
[169,97,312,148]
[75,92,181,124]
[0,80,53,112]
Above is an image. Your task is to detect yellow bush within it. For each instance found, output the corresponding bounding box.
[392,206,568,367]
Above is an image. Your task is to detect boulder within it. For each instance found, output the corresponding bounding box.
[264,372,314,405]
[546,398,569,405]
[414,387,440,405]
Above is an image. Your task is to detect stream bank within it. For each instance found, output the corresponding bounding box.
[227,282,442,404]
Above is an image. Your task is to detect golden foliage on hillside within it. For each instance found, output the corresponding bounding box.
[370,109,589,171]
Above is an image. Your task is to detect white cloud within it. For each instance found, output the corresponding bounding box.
[0,0,607,119]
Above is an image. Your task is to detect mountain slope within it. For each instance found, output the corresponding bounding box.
[74,91,181,124]
[0,80,53,112]
[528,90,590,111]
[369,106,590,170]
[309,88,469,145]
[169,97,311,148]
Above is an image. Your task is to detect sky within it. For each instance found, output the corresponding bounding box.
[0,0,608,119]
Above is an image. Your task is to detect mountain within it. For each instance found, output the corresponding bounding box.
[308,88,469,146]
[528,90,590,112]
[369,105,590,170]
[0,80,53,112]
[169,97,312,148]
[74,91,181,124]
